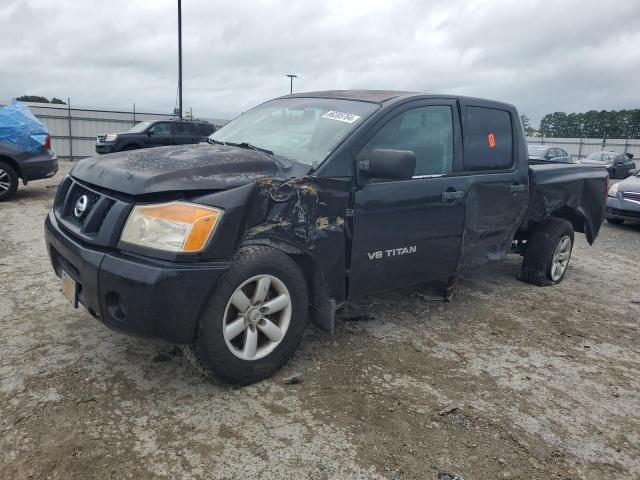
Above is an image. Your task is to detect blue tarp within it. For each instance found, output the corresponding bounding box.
[0,101,49,152]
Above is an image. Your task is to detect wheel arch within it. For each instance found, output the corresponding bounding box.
[547,206,594,243]
[119,143,141,151]
[0,154,21,178]
[239,237,338,335]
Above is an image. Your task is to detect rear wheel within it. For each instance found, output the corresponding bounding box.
[0,161,19,201]
[185,246,308,385]
[522,218,574,286]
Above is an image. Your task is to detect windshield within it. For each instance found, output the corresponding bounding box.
[210,98,379,167]
[585,152,615,162]
[527,145,547,156]
[128,121,152,133]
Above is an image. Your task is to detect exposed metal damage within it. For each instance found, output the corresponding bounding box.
[242,175,352,334]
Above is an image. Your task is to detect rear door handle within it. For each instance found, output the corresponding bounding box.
[441,190,465,201]
[509,184,526,193]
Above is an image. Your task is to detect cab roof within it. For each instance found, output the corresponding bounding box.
[284,89,515,110]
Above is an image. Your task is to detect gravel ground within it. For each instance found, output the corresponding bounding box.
[1,163,639,480]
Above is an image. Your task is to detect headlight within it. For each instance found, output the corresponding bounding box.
[121,202,223,253]
[608,183,619,197]
[104,134,118,142]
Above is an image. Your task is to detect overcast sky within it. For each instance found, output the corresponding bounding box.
[1,0,639,125]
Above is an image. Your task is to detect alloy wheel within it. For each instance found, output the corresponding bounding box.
[222,274,292,361]
[0,169,10,193]
[550,235,572,281]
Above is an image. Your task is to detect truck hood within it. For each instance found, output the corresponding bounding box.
[70,143,312,195]
[617,174,640,192]
[578,159,612,167]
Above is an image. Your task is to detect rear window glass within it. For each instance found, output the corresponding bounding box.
[464,107,513,171]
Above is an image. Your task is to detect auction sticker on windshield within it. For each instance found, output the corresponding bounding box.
[321,111,361,123]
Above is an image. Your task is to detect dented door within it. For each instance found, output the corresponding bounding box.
[456,101,529,268]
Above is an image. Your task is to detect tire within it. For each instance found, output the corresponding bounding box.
[607,218,625,225]
[522,218,574,286]
[0,161,19,201]
[185,246,308,385]
[121,144,138,151]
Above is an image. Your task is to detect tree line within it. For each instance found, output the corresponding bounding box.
[16,95,66,105]
[535,110,640,139]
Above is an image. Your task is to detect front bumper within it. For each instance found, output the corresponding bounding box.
[606,195,640,222]
[45,211,230,343]
[95,143,116,154]
[21,150,58,182]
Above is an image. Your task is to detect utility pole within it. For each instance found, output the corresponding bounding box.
[177,0,183,119]
[67,97,73,162]
[286,74,297,95]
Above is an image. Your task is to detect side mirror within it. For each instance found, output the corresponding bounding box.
[358,149,416,180]
[146,130,153,136]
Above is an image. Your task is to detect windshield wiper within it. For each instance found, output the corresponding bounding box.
[207,138,273,156]
[224,141,274,156]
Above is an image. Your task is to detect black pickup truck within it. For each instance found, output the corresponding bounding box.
[45,90,608,385]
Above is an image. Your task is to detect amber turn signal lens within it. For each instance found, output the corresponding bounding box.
[121,202,223,253]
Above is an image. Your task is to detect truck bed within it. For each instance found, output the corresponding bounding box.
[525,163,608,244]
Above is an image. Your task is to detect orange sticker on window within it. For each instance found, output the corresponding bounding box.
[488,133,496,148]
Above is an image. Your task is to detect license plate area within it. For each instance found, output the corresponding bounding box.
[61,270,78,308]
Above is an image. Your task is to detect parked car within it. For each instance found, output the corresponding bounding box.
[606,168,640,224]
[45,90,608,385]
[577,151,635,179]
[95,119,216,154]
[527,145,573,163]
[0,101,58,201]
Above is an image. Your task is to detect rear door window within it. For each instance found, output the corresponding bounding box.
[463,106,513,171]
[198,123,214,136]
[174,123,197,135]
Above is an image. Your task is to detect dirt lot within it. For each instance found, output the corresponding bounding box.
[1,163,639,480]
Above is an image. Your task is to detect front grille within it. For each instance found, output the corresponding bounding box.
[53,177,131,247]
[622,191,640,203]
[67,185,100,226]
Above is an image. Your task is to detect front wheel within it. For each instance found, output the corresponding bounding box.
[607,218,625,225]
[185,246,308,385]
[522,218,574,286]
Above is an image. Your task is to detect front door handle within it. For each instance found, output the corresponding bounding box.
[441,190,465,201]
[509,184,526,193]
